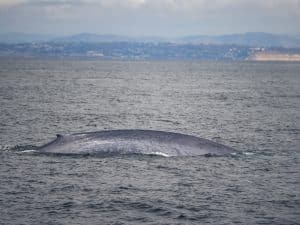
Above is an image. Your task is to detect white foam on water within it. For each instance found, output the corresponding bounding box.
[19,150,37,153]
[244,152,255,155]
[149,152,171,157]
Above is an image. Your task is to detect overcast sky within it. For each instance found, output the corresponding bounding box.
[0,0,299,36]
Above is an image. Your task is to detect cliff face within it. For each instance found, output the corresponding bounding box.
[248,52,300,61]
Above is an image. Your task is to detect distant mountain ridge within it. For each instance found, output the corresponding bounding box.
[53,33,167,43]
[0,32,300,47]
[180,32,300,48]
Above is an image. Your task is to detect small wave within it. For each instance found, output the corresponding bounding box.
[32,151,172,158]
[6,145,38,152]
[0,145,12,152]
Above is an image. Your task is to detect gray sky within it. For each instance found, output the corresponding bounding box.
[0,0,299,36]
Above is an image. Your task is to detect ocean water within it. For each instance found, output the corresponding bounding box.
[0,59,299,225]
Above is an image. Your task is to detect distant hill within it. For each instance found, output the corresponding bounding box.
[180,32,300,48]
[0,32,300,47]
[53,33,134,43]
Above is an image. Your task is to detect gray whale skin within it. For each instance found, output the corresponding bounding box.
[37,130,235,156]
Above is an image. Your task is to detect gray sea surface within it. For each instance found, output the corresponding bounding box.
[0,59,299,225]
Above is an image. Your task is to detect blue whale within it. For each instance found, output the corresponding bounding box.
[37,130,235,156]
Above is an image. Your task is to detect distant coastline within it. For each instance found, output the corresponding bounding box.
[0,40,300,61]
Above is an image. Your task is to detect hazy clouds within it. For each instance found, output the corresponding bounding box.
[0,0,299,36]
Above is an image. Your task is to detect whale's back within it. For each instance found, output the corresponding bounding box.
[38,130,235,156]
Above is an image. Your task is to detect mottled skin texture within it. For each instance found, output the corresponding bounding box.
[38,130,235,156]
